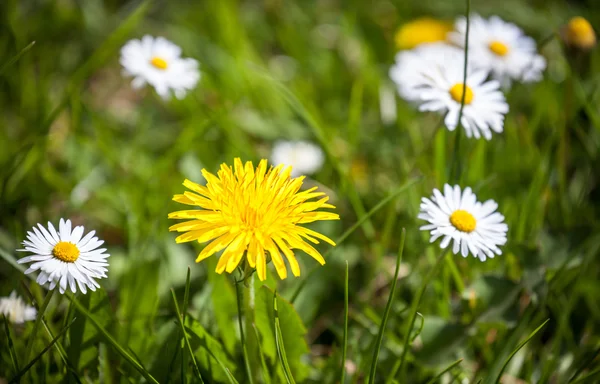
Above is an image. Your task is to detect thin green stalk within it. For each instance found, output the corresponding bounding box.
[290,176,422,303]
[387,251,447,383]
[24,289,55,365]
[449,0,471,183]
[66,294,159,384]
[0,41,35,75]
[340,261,350,384]
[367,229,406,384]
[4,315,19,373]
[235,279,255,384]
[425,359,463,384]
[273,291,296,384]
[252,324,272,384]
[171,289,204,383]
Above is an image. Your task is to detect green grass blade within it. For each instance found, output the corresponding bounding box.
[183,267,191,324]
[67,294,159,384]
[9,318,75,383]
[570,366,600,384]
[251,323,272,384]
[367,228,406,384]
[3,315,19,373]
[0,247,27,274]
[273,291,296,384]
[290,176,422,303]
[388,251,447,383]
[41,318,82,383]
[0,41,35,75]
[425,359,463,384]
[24,289,55,365]
[340,261,349,384]
[171,289,204,383]
[492,319,549,384]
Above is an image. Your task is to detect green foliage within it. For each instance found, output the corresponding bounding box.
[1,0,600,383]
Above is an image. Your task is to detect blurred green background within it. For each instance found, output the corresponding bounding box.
[1,0,600,383]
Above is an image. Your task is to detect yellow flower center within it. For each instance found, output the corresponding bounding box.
[150,57,168,70]
[449,210,477,233]
[488,40,509,56]
[449,83,474,104]
[565,16,596,49]
[52,241,80,263]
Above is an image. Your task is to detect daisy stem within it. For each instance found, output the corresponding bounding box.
[235,278,255,384]
[24,288,55,367]
[450,0,471,184]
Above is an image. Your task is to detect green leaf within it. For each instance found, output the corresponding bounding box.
[254,285,309,383]
[185,315,238,383]
[68,289,112,372]
[208,270,238,355]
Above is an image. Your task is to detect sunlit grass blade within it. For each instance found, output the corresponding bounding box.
[41,318,82,383]
[340,261,349,384]
[3,315,19,373]
[183,267,191,323]
[568,345,600,382]
[9,318,75,383]
[171,288,204,383]
[0,247,26,274]
[425,358,463,384]
[67,294,159,384]
[290,176,422,303]
[252,324,272,384]
[273,291,296,384]
[388,251,447,383]
[492,319,549,384]
[367,228,406,384]
[0,41,35,75]
[203,347,240,384]
[570,366,600,384]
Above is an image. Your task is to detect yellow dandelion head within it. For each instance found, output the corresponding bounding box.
[394,17,453,50]
[168,158,339,281]
[564,16,596,49]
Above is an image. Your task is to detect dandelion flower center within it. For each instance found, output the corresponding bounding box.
[488,40,509,56]
[449,83,474,104]
[52,241,80,263]
[449,210,477,233]
[150,57,168,70]
[394,17,453,50]
[168,158,339,281]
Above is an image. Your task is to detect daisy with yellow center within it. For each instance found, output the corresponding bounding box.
[419,184,508,261]
[168,158,339,281]
[17,219,109,294]
[391,43,509,140]
[563,16,596,49]
[449,14,546,85]
[120,35,200,99]
[394,17,453,50]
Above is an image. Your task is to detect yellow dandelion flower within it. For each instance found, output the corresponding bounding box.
[394,17,453,50]
[563,16,596,49]
[168,158,339,281]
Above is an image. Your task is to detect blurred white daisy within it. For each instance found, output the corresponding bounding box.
[390,43,463,102]
[120,35,200,100]
[449,14,546,85]
[0,291,36,324]
[17,219,110,294]
[419,184,508,261]
[395,46,509,140]
[270,140,325,177]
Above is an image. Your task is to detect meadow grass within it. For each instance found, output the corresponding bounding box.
[1,0,600,383]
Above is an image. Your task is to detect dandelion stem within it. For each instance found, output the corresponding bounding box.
[235,278,255,384]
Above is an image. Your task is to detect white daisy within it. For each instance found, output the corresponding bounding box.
[390,43,463,102]
[120,35,200,100]
[0,291,36,324]
[419,184,508,261]
[395,46,509,140]
[449,14,546,85]
[17,219,110,294]
[270,140,325,177]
